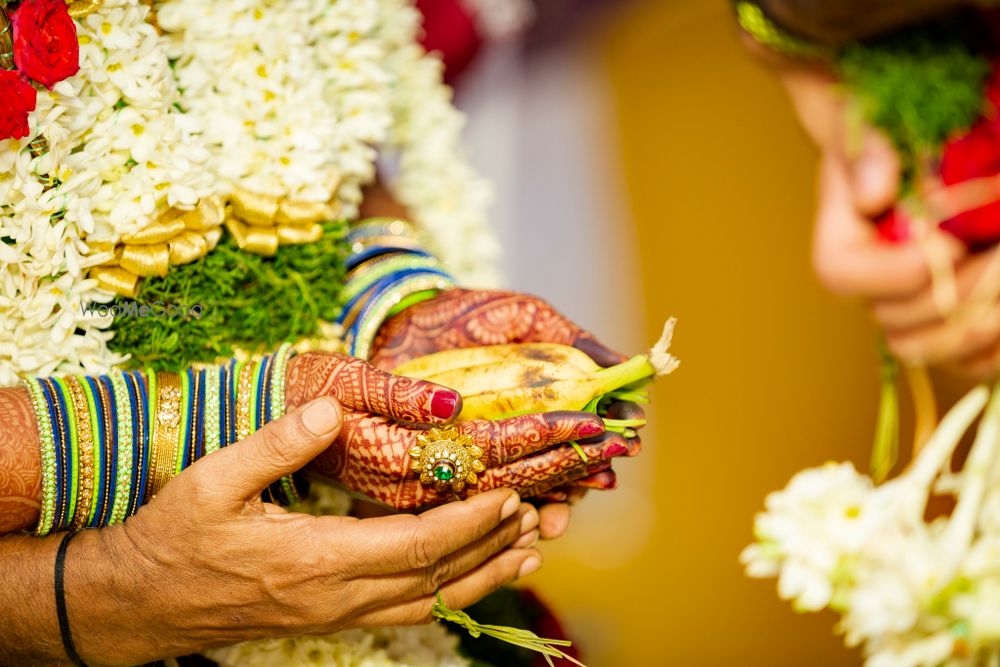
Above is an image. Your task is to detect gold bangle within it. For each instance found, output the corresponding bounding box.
[150,372,181,497]
[65,377,95,531]
[235,362,255,443]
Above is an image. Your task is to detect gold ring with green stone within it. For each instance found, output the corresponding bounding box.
[409,426,486,492]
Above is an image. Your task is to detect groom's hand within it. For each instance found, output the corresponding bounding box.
[63,397,540,665]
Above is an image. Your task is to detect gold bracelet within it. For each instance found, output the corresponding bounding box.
[65,377,95,531]
[235,362,255,443]
[150,372,181,497]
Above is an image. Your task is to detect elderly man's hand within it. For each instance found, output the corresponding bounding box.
[64,397,540,665]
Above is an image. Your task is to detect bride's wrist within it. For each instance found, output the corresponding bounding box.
[336,218,455,359]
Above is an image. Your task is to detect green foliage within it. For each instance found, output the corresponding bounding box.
[108,221,347,370]
[838,19,991,181]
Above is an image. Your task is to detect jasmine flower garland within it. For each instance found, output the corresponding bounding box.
[0,0,213,386]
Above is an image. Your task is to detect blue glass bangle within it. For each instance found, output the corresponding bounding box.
[132,370,152,510]
[264,356,274,426]
[345,268,454,339]
[180,368,194,471]
[254,355,270,433]
[195,368,206,462]
[98,375,119,528]
[84,376,107,529]
[51,379,77,532]
[228,359,238,447]
[337,266,452,327]
[218,365,228,449]
[121,372,142,518]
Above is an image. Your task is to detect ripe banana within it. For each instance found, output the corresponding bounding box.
[394,319,679,421]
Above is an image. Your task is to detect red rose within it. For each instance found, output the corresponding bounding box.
[12,0,80,89]
[877,60,1000,249]
[0,70,38,140]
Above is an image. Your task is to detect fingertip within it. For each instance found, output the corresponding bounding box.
[851,129,900,217]
[539,503,571,539]
[429,387,462,421]
[300,396,342,437]
[517,551,543,578]
[576,417,604,439]
[499,491,521,521]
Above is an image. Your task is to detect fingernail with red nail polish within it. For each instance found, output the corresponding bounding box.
[430,390,460,419]
[577,422,603,438]
[603,443,628,458]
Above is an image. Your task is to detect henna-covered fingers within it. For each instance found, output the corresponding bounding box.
[572,470,618,490]
[459,411,605,467]
[286,352,462,423]
[579,431,640,458]
[370,288,628,370]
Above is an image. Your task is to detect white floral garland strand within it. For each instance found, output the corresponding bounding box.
[156,0,376,208]
[742,386,1000,667]
[377,0,501,288]
[0,0,213,386]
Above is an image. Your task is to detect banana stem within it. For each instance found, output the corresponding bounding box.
[592,355,658,396]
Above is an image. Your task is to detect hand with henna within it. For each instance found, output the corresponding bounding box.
[304,409,631,511]
[283,350,632,512]
[369,288,627,371]
[366,288,644,533]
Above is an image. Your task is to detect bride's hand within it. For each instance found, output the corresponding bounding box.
[284,350,464,423]
[369,288,627,371]
[305,409,631,511]
[367,288,643,527]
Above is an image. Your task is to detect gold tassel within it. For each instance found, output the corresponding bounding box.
[88,267,139,299]
[121,243,170,277]
[225,217,279,256]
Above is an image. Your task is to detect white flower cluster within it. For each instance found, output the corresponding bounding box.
[2,0,502,388]
[377,0,501,287]
[157,0,379,207]
[157,0,500,286]
[743,386,1000,667]
[0,0,213,385]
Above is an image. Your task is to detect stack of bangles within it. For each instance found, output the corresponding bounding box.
[338,218,456,359]
[23,343,299,537]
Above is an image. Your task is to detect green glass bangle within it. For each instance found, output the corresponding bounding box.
[387,289,440,318]
[351,273,455,360]
[23,378,56,536]
[108,373,134,525]
[340,254,443,304]
[176,369,191,475]
[269,343,295,421]
[52,378,80,530]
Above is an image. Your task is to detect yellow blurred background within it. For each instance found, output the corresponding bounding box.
[518,1,881,664]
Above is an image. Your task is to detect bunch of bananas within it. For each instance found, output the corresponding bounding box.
[394,319,679,422]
